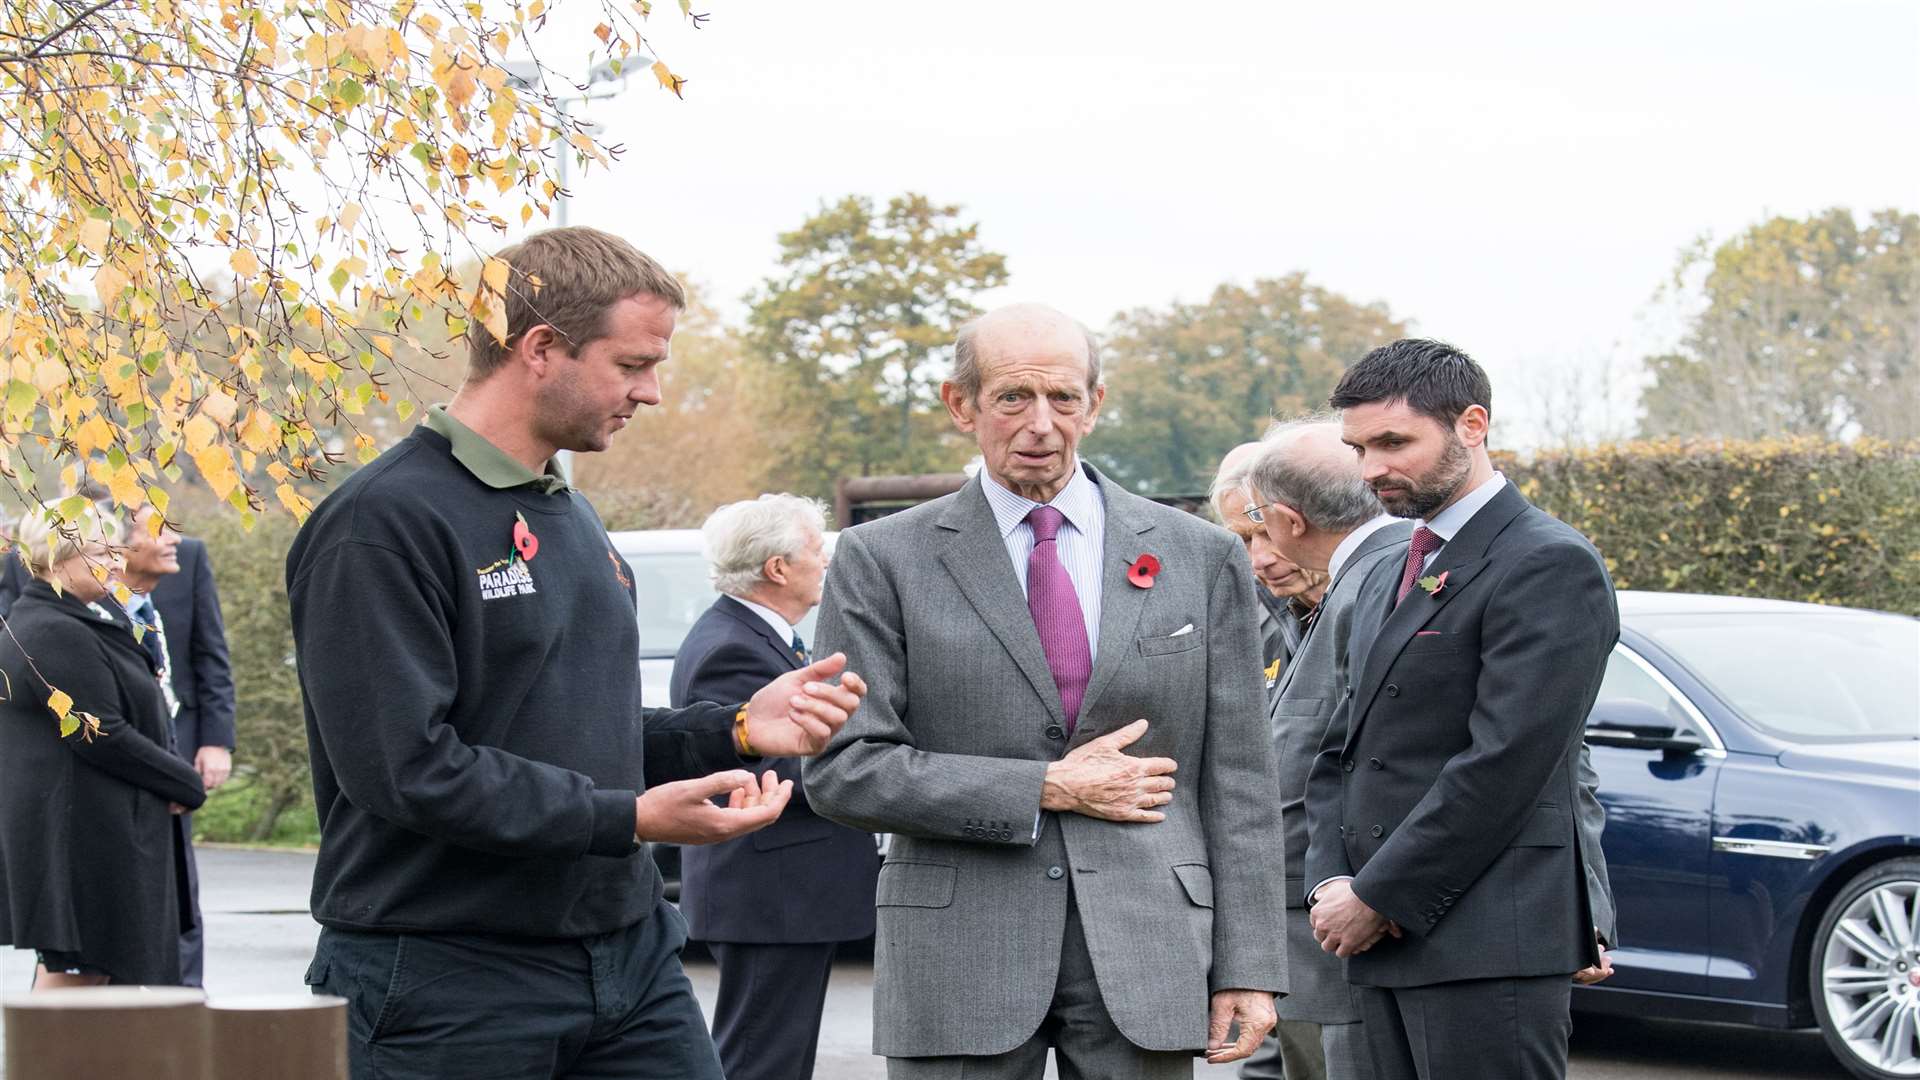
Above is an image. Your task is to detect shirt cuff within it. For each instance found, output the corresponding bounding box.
[1307,875,1354,906]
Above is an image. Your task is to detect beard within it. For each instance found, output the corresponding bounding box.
[1377,432,1472,519]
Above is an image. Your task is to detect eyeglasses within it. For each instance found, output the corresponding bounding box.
[1243,501,1280,525]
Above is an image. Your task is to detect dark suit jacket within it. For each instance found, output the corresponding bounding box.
[1304,483,1618,988]
[150,538,236,754]
[669,595,879,944]
[0,550,30,618]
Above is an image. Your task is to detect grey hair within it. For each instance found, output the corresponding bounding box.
[951,316,1104,403]
[1246,415,1383,532]
[702,493,830,598]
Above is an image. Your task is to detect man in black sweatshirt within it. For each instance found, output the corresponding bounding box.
[287,227,868,1080]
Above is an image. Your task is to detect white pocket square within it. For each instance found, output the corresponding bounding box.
[1169,623,1195,638]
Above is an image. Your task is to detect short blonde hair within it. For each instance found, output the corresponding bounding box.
[15,499,124,579]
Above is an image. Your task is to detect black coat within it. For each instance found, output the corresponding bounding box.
[669,596,879,944]
[0,581,207,984]
[151,537,236,754]
[1304,483,1619,988]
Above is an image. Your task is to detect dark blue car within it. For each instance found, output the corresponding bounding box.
[1572,591,1920,1080]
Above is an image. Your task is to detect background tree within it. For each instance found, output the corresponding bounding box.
[745,193,1009,497]
[0,0,702,536]
[1083,273,1409,494]
[573,280,782,529]
[1639,207,1918,441]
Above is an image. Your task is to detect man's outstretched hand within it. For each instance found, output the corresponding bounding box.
[743,652,868,757]
[634,769,792,845]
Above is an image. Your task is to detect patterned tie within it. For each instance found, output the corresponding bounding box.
[791,632,809,666]
[1395,526,1446,605]
[132,595,166,672]
[1025,506,1093,735]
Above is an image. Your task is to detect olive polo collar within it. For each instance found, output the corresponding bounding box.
[423,405,571,496]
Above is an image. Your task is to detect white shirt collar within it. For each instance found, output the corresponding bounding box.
[1328,513,1403,583]
[1419,471,1507,542]
[732,597,796,646]
[980,458,1103,539]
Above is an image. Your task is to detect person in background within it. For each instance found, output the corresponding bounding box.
[121,504,235,987]
[0,501,206,987]
[1211,441,1327,696]
[671,493,881,1080]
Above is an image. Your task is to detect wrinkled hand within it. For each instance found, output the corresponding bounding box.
[1039,719,1177,822]
[1574,930,1615,984]
[634,769,792,845]
[1205,989,1275,1064]
[744,653,868,757]
[1310,879,1401,958]
[195,746,232,791]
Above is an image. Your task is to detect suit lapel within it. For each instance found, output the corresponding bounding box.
[936,479,1068,728]
[1071,478,1156,746]
[715,596,802,673]
[1346,485,1531,749]
[1270,522,1413,704]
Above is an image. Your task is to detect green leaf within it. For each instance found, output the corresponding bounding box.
[329,266,349,295]
[337,79,365,106]
[59,714,79,738]
[395,400,415,422]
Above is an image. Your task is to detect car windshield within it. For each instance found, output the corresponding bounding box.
[622,549,824,658]
[1636,610,1920,741]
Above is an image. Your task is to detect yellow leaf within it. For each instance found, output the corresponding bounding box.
[593,23,612,43]
[48,688,73,719]
[276,482,314,521]
[481,256,511,296]
[80,217,111,254]
[94,263,129,306]
[230,249,260,277]
[192,445,239,500]
[339,202,363,233]
[183,413,219,452]
[201,388,239,425]
[651,60,686,99]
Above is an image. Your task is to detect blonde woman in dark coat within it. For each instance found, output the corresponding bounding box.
[0,502,206,987]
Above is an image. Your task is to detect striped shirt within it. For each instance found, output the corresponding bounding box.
[979,460,1107,662]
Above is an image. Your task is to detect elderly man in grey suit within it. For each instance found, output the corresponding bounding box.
[806,303,1288,1079]
[1210,442,1323,691]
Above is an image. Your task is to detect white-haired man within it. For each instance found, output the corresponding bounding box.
[1211,441,1326,695]
[671,494,881,1080]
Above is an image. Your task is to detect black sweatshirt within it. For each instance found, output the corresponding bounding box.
[287,425,744,937]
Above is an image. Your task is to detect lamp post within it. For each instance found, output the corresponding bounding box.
[498,58,634,481]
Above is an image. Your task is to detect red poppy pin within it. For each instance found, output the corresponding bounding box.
[1127,553,1161,589]
[1417,570,1449,597]
[512,511,540,563]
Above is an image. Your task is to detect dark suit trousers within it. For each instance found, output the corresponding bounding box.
[176,812,203,986]
[886,898,1190,1080]
[1356,976,1571,1080]
[707,941,837,1080]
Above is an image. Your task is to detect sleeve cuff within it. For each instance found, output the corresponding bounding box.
[587,788,641,857]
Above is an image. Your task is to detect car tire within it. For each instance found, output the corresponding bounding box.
[1810,856,1920,1080]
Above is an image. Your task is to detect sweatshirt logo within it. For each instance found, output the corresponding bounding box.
[477,513,541,600]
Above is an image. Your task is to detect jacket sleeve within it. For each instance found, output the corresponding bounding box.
[802,528,1050,843]
[1351,541,1618,937]
[1577,741,1618,947]
[185,543,237,750]
[293,539,641,860]
[34,622,205,808]
[1198,541,1290,994]
[638,700,749,788]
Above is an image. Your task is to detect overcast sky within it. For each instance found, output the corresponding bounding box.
[532,0,1918,447]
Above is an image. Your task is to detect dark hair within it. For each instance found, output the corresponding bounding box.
[469,227,686,379]
[1328,338,1492,427]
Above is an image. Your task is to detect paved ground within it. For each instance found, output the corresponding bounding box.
[3,848,1846,1078]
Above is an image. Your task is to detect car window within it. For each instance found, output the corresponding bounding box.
[1590,647,1703,738]
[1636,611,1920,741]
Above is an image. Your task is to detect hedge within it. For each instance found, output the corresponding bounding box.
[1499,438,1920,616]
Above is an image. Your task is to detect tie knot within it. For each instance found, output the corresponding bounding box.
[791,632,806,654]
[1026,505,1066,543]
[1411,526,1443,558]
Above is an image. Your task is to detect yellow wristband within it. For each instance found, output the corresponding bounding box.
[733,705,755,757]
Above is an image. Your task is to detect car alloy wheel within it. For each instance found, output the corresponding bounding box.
[1815,859,1920,1079]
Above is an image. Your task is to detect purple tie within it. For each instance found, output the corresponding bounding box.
[1395,526,1445,605]
[1026,505,1093,735]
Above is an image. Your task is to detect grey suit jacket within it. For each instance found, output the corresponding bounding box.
[805,468,1287,1057]
[1303,484,1619,989]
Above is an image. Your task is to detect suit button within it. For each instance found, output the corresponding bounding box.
[1345,685,1354,699]
[1370,825,1384,837]
[1045,725,1065,740]
[1385,684,1400,697]
[1342,760,1354,773]
[1047,866,1064,880]
[1338,825,1348,836]
[1369,758,1383,770]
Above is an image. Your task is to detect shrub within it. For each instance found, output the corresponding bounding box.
[1500,438,1920,615]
